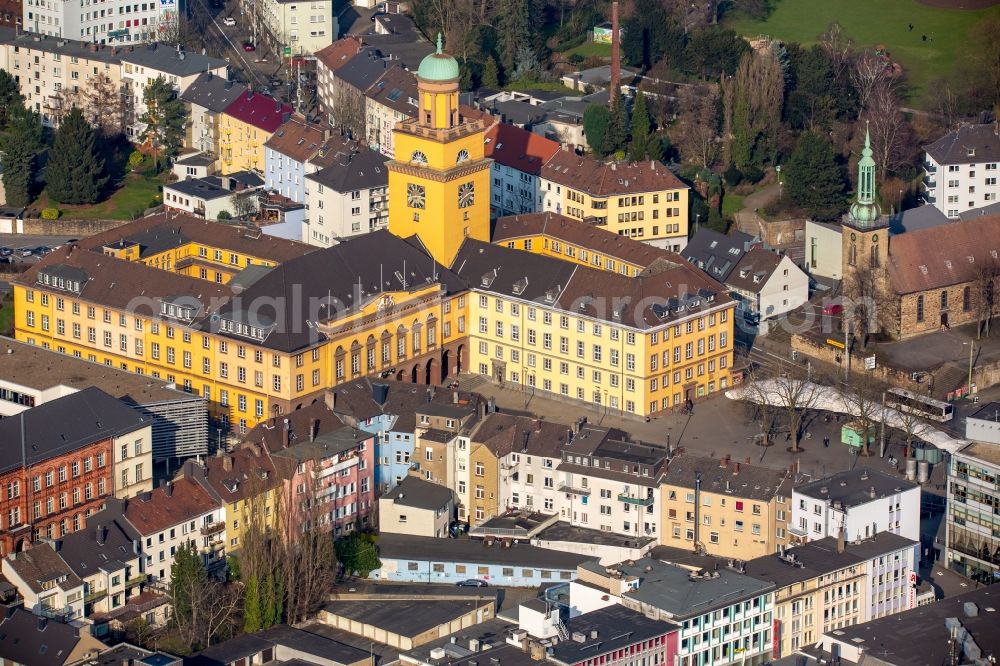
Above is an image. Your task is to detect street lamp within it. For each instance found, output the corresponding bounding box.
[776,165,782,200]
[964,341,976,396]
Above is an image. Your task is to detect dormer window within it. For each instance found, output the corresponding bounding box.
[968,147,976,157]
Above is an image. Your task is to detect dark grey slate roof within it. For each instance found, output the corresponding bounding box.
[381,475,454,510]
[181,72,247,112]
[121,43,227,77]
[305,149,388,192]
[334,49,390,93]
[215,231,465,352]
[165,172,263,201]
[451,240,578,306]
[376,533,595,569]
[0,387,149,475]
[890,204,949,234]
[190,625,371,666]
[924,124,1000,166]
[959,200,1000,221]
[0,605,90,665]
[549,605,677,666]
[56,514,138,579]
[323,597,494,638]
[0,27,122,65]
[681,228,756,282]
[794,468,917,507]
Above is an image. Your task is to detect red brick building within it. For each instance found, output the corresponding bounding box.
[0,388,150,555]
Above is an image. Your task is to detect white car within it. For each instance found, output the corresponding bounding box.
[222,17,236,26]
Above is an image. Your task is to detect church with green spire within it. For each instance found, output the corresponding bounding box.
[842,126,889,276]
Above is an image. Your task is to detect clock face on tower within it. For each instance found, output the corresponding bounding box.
[407,183,426,209]
[458,182,475,208]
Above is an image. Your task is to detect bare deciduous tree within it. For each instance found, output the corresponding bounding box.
[842,374,885,458]
[974,256,1000,338]
[83,73,127,136]
[673,84,721,169]
[330,87,366,141]
[851,49,890,114]
[819,22,854,81]
[866,81,908,180]
[742,362,821,452]
[843,260,892,349]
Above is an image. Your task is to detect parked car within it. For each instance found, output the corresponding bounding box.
[455,579,488,587]
[448,520,469,537]
[270,78,283,88]
[0,247,12,257]
[33,246,51,256]
[243,42,255,51]
[17,247,33,257]
[222,16,236,26]
[821,302,843,315]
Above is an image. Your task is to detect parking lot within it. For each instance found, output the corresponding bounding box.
[0,234,78,265]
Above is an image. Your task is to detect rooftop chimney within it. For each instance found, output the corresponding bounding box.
[609,0,621,103]
[310,418,318,442]
[836,525,845,554]
[166,481,173,497]
[223,455,234,471]
[95,524,105,546]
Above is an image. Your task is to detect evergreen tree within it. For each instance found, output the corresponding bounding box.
[140,76,186,170]
[169,543,207,630]
[582,104,610,157]
[0,70,23,130]
[628,92,650,161]
[482,56,500,89]
[604,93,629,156]
[46,108,108,205]
[243,575,262,633]
[260,573,277,628]
[496,0,531,73]
[0,107,44,208]
[334,532,381,577]
[784,132,847,221]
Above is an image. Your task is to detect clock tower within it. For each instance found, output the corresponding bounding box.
[387,35,492,267]
[842,126,888,274]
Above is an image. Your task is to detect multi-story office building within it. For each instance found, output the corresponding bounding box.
[303,148,389,247]
[454,240,735,417]
[791,468,920,544]
[659,454,792,559]
[746,532,918,660]
[923,124,1000,218]
[540,150,691,251]
[22,0,176,45]
[946,441,1000,583]
[573,557,776,666]
[0,31,123,127]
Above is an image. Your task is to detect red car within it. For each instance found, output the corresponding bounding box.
[822,302,843,315]
[243,43,255,52]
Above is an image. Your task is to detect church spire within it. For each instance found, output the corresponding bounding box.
[848,121,883,228]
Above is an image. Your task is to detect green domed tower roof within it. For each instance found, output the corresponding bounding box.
[417,34,460,82]
[848,125,883,228]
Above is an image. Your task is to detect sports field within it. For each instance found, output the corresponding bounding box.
[726,0,1000,106]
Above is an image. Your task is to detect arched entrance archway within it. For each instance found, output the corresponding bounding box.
[14,537,26,553]
[410,364,419,383]
[425,357,439,385]
[441,349,451,383]
[396,369,405,381]
[457,344,466,374]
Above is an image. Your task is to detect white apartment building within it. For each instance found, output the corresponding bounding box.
[256,0,336,61]
[112,422,153,499]
[22,0,175,45]
[923,123,1000,218]
[302,148,388,247]
[121,44,228,139]
[0,32,123,127]
[861,536,919,621]
[2,546,85,621]
[726,249,810,324]
[484,122,559,217]
[364,65,417,158]
[790,468,921,544]
[119,478,227,583]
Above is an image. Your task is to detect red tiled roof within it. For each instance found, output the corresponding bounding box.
[122,477,219,535]
[264,116,330,163]
[243,402,347,454]
[484,123,560,176]
[223,91,294,133]
[541,150,688,195]
[315,37,364,73]
[887,215,1000,294]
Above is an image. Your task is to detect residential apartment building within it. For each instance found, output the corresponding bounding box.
[181,72,247,157]
[56,515,145,617]
[328,379,482,494]
[485,123,560,217]
[365,64,418,158]
[264,117,330,203]
[2,544,85,620]
[923,123,1000,217]
[546,604,679,666]
[378,475,455,537]
[246,402,377,537]
[323,47,385,136]
[791,469,920,544]
[410,399,480,492]
[314,36,363,120]
[162,171,265,220]
[745,532,919,660]
[660,454,792,559]
[575,557,776,665]
[0,31,123,127]
[946,441,1000,583]
[0,388,150,555]
[719,248,809,325]
[180,446,281,551]
[540,150,691,251]
[22,0,174,45]
[453,240,735,418]
[256,0,335,62]
[303,148,389,247]
[118,479,226,583]
[121,44,228,140]
[219,90,294,174]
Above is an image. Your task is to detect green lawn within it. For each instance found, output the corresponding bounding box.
[0,299,14,337]
[40,171,165,220]
[726,0,999,106]
[564,41,612,59]
[722,193,745,218]
[504,80,580,94]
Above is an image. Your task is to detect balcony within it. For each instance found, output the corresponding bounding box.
[618,493,654,507]
[559,484,590,496]
[201,521,225,536]
[124,573,147,589]
[924,162,937,174]
[84,589,108,604]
